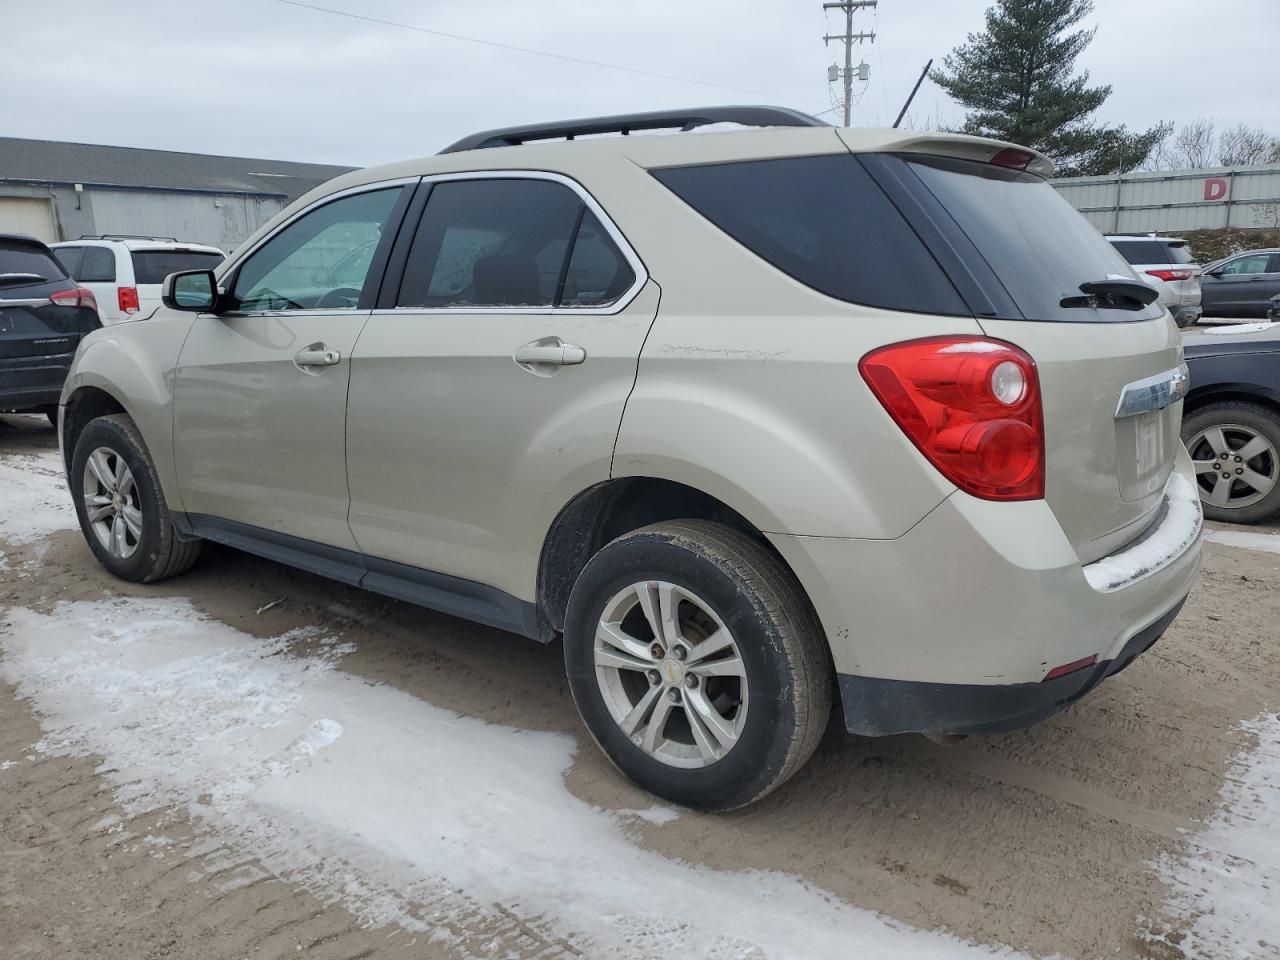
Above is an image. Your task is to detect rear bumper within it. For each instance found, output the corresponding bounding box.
[836,596,1185,735]
[767,452,1203,734]
[1171,304,1201,324]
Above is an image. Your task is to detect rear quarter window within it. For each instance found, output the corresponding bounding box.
[652,155,967,316]
[130,250,225,285]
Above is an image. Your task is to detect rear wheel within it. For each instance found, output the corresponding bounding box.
[1183,401,1280,523]
[70,414,202,581]
[563,520,832,811]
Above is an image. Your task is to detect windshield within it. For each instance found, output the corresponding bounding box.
[904,156,1164,323]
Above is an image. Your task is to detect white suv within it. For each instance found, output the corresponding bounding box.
[50,236,224,324]
[1106,234,1202,327]
[58,107,1202,810]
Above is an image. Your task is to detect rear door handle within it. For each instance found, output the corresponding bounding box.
[294,345,341,368]
[513,338,587,368]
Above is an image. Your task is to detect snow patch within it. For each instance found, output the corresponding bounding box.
[0,451,76,544]
[0,597,1030,960]
[1155,712,1280,957]
[1204,528,1280,555]
[1083,472,1202,592]
[1202,321,1277,336]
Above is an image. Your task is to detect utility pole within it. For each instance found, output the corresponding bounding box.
[823,1,876,127]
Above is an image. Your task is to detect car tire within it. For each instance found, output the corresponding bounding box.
[1182,401,1280,523]
[563,519,832,811]
[70,413,202,582]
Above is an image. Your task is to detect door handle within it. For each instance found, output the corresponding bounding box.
[294,345,341,368]
[513,338,587,368]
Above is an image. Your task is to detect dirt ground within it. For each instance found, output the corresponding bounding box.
[2,411,1279,960]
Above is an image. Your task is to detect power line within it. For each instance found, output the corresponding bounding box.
[821,1,877,126]
[276,0,825,107]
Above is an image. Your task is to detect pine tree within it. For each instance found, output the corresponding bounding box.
[931,0,1165,175]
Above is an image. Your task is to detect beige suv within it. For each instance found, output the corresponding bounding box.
[59,107,1202,810]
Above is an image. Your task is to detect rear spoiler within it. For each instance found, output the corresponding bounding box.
[839,131,1055,178]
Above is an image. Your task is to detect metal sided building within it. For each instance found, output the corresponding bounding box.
[0,138,353,253]
[1052,163,1280,235]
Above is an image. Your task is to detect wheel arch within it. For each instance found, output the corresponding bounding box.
[1182,384,1280,420]
[536,476,811,636]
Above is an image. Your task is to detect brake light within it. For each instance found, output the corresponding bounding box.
[1043,655,1097,682]
[1145,269,1191,282]
[859,336,1044,501]
[990,147,1034,170]
[49,286,99,313]
[118,286,140,313]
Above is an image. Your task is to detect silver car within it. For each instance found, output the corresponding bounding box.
[1107,234,1202,327]
[57,107,1202,810]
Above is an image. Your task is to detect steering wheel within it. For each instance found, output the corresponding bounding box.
[315,287,362,309]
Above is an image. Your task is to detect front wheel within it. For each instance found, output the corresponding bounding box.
[563,520,832,811]
[70,413,202,582]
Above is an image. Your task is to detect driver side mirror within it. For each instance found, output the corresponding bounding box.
[1205,269,1223,279]
[162,269,220,312]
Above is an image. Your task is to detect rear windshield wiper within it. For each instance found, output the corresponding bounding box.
[0,272,48,287]
[1060,278,1159,311]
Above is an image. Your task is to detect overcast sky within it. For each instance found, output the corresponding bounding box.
[3,0,1276,168]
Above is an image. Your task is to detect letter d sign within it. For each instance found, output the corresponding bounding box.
[1204,177,1229,201]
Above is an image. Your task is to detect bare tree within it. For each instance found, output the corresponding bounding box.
[1218,123,1280,166]
[1171,118,1216,168]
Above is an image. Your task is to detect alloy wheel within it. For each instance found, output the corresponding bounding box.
[593,580,748,769]
[1188,423,1279,511]
[82,446,143,559]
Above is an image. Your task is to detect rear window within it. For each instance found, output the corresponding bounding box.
[904,156,1164,323]
[0,242,67,285]
[652,155,967,316]
[131,250,225,285]
[1110,239,1192,265]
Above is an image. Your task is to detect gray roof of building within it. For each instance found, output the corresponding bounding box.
[0,137,355,199]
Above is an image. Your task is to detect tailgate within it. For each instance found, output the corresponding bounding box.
[981,317,1183,562]
[857,150,1183,564]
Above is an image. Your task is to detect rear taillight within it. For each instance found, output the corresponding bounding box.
[1145,269,1191,282]
[989,147,1034,170]
[118,286,140,313]
[859,336,1045,501]
[49,286,99,313]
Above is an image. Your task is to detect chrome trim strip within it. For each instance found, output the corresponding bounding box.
[1114,363,1189,419]
[0,297,53,308]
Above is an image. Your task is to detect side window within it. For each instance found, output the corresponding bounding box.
[80,247,116,283]
[1267,254,1280,274]
[397,179,584,308]
[560,211,635,306]
[53,246,85,279]
[232,188,402,312]
[654,156,967,316]
[1220,254,1270,276]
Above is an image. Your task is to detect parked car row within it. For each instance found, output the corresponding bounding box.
[1103,235,1280,326]
[50,236,224,323]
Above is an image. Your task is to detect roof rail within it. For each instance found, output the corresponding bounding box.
[440,105,828,154]
[77,233,179,242]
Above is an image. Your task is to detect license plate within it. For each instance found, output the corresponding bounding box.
[1134,410,1164,476]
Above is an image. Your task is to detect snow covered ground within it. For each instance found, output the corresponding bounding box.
[1154,713,1280,958]
[0,450,75,544]
[3,429,1280,958]
[0,597,1030,960]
